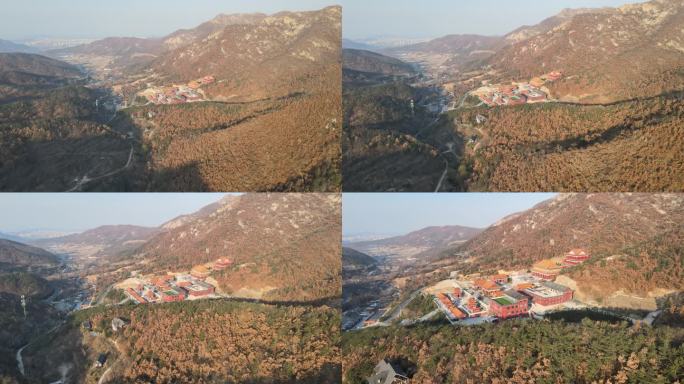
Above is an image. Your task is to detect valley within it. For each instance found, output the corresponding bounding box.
[0,193,342,383]
[342,0,684,192]
[0,6,342,192]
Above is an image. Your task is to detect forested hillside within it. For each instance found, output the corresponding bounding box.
[343,320,684,383]
[22,300,341,384]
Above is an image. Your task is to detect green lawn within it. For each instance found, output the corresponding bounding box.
[494,297,514,306]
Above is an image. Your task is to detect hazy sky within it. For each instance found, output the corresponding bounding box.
[0,0,337,40]
[343,193,557,236]
[342,0,644,40]
[0,193,230,233]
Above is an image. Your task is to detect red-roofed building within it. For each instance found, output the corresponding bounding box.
[564,249,590,266]
[489,291,529,319]
[214,258,232,270]
[474,279,499,295]
[126,288,146,304]
[545,71,563,81]
[491,274,509,284]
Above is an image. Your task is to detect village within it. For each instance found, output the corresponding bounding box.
[423,248,586,324]
[357,248,590,329]
[470,71,562,107]
[136,75,216,106]
[119,257,232,304]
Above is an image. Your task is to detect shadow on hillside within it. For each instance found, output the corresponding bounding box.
[0,102,212,191]
[224,296,341,309]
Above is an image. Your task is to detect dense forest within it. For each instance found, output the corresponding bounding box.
[343,319,684,383]
[455,92,684,192]
[21,300,341,384]
[568,225,684,299]
[342,80,455,191]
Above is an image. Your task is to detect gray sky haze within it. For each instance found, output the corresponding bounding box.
[0,0,337,40]
[343,193,557,236]
[0,193,229,233]
[342,0,645,40]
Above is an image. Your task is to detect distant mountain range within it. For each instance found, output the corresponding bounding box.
[346,225,483,261]
[0,39,38,54]
[33,225,160,262]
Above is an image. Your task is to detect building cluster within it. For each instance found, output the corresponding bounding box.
[430,248,588,324]
[531,249,591,281]
[138,75,215,105]
[125,257,231,304]
[472,71,562,107]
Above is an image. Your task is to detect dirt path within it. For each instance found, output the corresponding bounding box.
[434,157,449,192]
[66,144,134,192]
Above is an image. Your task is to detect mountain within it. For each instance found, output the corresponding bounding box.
[0,39,38,54]
[0,271,52,298]
[557,223,684,308]
[0,239,60,270]
[0,53,83,89]
[504,8,606,43]
[126,193,341,302]
[0,231,26,243]
[386,34,506,68]
[444,193,684,307]
[342,38,380,51]
[456,193,684,267]
[343,49,416,77]
[487,0,684,102]
[2,7,341,193]
[148,6,341,101]
[348,225,483,261]
[162,13,267,50]
[389,34,504,54]
[33,225,160,262]
[342,247,377,267]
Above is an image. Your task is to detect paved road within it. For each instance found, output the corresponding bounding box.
[16,322,64,376]
[67,145,134,192]
[383,290,422,324]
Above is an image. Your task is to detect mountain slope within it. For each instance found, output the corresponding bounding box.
[487,0,684,102]
[349,225,483,261]
[0,239,60,270]
[455,194,684,267]
[128,193,341,302]
[162,13,267,50]
[149,6,341,100]
[343,49,416,76]
[0,39,38,54]
[0,53,83,89]
[342,247,377,267]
